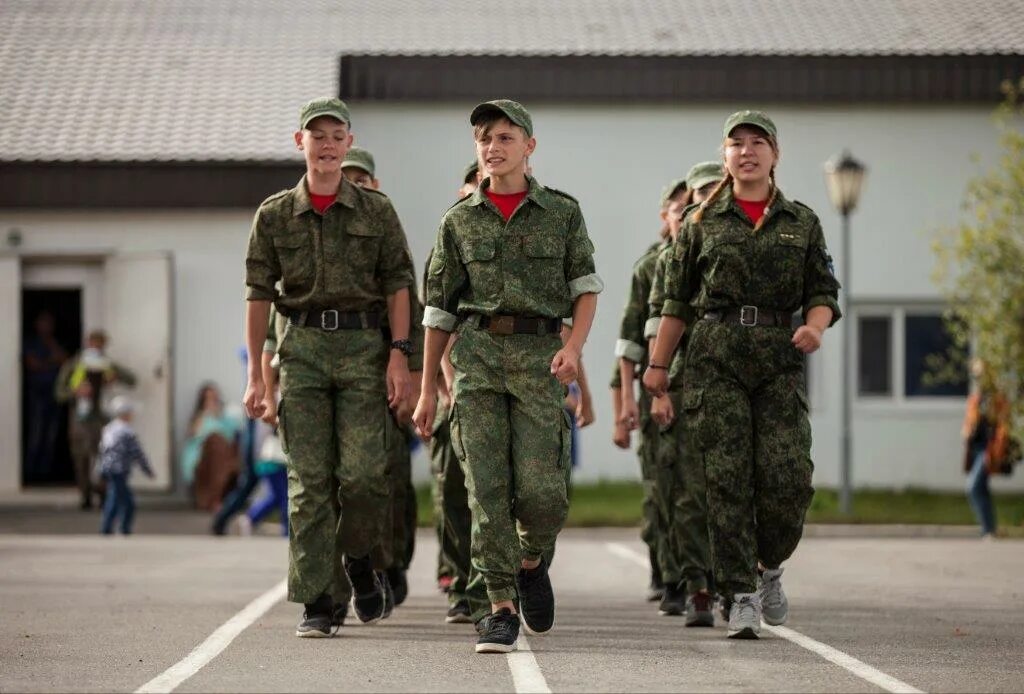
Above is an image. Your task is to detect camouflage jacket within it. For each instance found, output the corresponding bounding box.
[423,176,603,332]
[662,187,841,326]
[245,175,414,315]
[615,241,664,365]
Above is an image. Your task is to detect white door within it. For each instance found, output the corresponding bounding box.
[0,255,21,493]
[104,253,173,491]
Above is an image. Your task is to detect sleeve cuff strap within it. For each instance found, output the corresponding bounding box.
[644,317,661,339]
[422,306,457,332]
[614,339,645,363]
[568,273,605,300]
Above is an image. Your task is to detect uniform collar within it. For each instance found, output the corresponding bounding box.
[708,185,799,220]
[292,174,357,217]
[468,175,551,210]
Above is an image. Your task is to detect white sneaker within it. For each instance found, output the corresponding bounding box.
[727,593,762,639]
[234,515,252,536]
[758,568,788,626]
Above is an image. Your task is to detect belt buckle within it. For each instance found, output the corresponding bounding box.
[739,305,758,327]
[492,315,515,335]
[321,309,340,331]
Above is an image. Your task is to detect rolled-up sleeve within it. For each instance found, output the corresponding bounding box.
[245,208,280,301]
[803,219,842,326]
[565,208,604,298]
[423,220,465,333]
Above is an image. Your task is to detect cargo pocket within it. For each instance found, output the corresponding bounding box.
[558,409,573,469]
[449,403,467,462]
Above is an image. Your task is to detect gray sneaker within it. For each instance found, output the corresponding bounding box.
[726,593,762,639]
[757,568,788,626]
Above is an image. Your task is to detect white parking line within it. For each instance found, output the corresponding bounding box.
[135,578,287,694]
[508,633,553,693]
[604,542,924,694]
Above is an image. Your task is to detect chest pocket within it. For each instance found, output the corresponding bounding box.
[459,238,499,289]
[523,234,564,259]
[698,230,750,300]
[272,232,314,284]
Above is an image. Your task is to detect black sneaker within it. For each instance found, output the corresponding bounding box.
[517,558,555,635]
[719,595,732,623]
[658,582,686,616]
[684,591,715,627]
[475,608,520,653]
[446,600,473,624]
[331,601,348,630]
[343,555,385,623]
[296,594,333,638]
[387,567,408,607]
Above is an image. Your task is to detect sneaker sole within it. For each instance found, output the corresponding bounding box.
[295,629,332,638]
[475,642,517,653]
[658,608,685,616]
[519,613,553,636]
[446,614,473,624]
[762,611,788,626]
[685,612,715,627]
[727,626,761,639]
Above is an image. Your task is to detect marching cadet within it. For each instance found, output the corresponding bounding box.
[644,111,840,639]
[341,145,424,607]
[414,99,602,653]
[647,161,723,626]
[614,179,687,604]
[243,96,415,638]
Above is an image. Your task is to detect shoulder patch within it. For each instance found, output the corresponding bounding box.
[544,186,579,205]
[258,188,291,208]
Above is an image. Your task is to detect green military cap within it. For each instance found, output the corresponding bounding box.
[463,160,479,184]
[341,146,375,177]
[470,99,533,137]
[299,96,351,130]
[660,178,687,206]
[722,110,777,140]
[685,161,724,192]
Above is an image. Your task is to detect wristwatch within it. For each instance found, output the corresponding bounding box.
[390,339,413,357]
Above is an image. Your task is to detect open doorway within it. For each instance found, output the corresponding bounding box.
[21,289,81,486]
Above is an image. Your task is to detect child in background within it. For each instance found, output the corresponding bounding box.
[237,424,289,537]
[98,396,154,535]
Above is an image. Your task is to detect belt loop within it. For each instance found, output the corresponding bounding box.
[359,312,368,330]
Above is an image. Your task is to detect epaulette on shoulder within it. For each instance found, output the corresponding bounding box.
[258,188,291,209]
[442,192,474,217]
[544,186,579,205]
[791,199,815,212]
[360,186,390,200]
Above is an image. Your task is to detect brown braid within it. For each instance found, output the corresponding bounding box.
[752,169,778,232]
[691,172,732,224]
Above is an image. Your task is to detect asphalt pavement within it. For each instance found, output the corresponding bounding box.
[1,528,1022,693]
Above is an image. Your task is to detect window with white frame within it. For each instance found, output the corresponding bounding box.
[855,305,967,401]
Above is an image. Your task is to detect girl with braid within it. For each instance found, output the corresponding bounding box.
[644,111,841,639]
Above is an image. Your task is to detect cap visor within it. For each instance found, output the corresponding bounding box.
[302,110,348,129]
[341,162,372,175]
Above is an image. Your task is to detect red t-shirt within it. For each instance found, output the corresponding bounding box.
[310,192,336,214]
[486,189,528,221]
[736,198,768,225]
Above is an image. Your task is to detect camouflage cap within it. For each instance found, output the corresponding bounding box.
[685,161,724,192]
[341,146,375,176]
[299,96,351,130]
[470,99,533,137]
[660,178,687,207]
[462,160,479,184]
[722,110,777,140]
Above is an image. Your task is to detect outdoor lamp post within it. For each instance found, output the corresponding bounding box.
[824,150,866,516]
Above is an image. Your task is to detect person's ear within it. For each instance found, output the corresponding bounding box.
[525,136,537,158]
[294,131,304,150]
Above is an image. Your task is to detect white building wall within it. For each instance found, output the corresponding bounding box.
[1,102,1020,492]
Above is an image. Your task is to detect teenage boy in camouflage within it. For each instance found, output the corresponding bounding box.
[243,97,415,638]
[341,145,424,607]
[414,99,602,653]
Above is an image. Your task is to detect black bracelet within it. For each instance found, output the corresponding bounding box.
[647,363,668,370]
[390,339,413,357]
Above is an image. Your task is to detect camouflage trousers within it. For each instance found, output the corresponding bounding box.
[636,394,662,581]
[431,405,473,605]
[70,417,104,504]
[279,326,391,604]
[449,325,571,610]
[683,319,814,598]
[387,417,418,571]
[656,389,713,594]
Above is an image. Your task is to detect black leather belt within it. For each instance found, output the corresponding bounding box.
[289,309,381,331]
[703,306,793,328]
[478,314,562,336]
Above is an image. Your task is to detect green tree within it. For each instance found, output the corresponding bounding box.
[932,78,1024,433]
